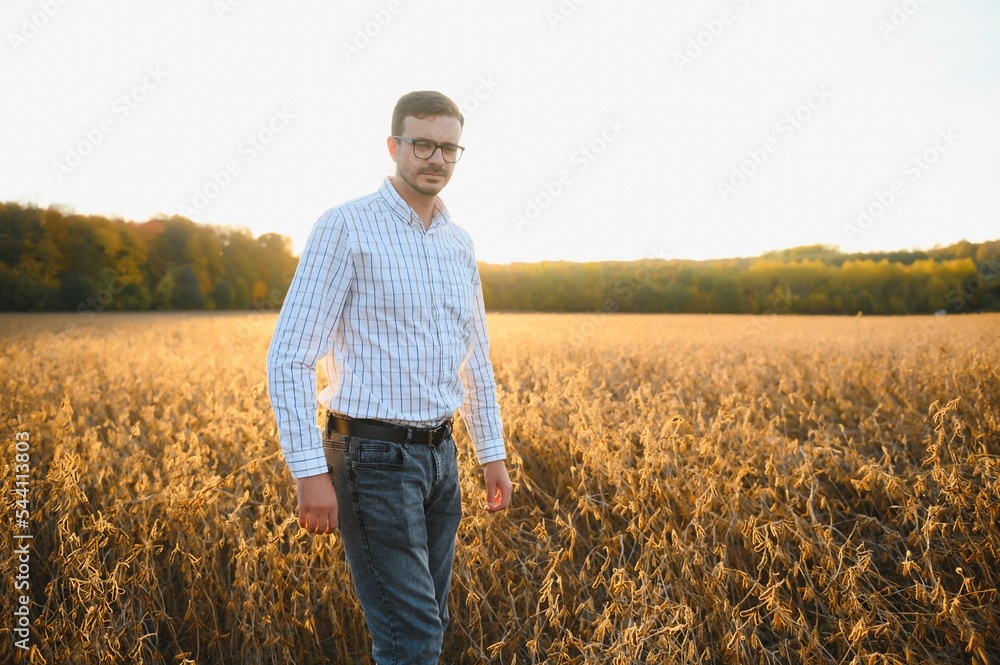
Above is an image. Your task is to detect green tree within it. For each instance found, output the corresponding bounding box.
[212,280,233,310]
[58,273,95,311]
[154,271,175,310]
[172,265,204,309]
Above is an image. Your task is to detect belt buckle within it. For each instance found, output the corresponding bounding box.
[435,420,451,446]
[423,420,450,447]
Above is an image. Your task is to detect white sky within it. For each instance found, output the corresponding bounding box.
[3,0,998,263]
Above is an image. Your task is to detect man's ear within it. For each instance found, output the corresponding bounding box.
[386,136,398,162]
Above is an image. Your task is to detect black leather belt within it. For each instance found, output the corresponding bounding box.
[326,413,452,447]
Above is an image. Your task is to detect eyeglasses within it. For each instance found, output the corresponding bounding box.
[393,136,465,163]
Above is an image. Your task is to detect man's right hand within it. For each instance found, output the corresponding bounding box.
[296,473,339,534]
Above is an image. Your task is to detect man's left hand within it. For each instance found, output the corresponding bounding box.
[483,460,512,512]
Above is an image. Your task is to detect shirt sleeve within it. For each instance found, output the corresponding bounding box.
[266,209,354,479]
[458,263,506,464]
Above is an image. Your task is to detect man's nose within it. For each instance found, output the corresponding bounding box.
[427,147,447,164]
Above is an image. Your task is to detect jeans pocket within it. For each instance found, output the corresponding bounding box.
[352,437,407,469]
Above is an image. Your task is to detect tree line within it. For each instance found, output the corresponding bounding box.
[1,202,997,315]
[480,243,1000,315]
[0,202,297,312]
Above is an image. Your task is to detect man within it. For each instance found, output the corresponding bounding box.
[266,90,512,664]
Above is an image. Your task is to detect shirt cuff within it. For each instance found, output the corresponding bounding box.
[282,442,329,479]
[474,437,507,465]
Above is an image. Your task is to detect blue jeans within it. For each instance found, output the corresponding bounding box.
[324,427,463,665]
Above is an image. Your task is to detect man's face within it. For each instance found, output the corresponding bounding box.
[389,114,463,197]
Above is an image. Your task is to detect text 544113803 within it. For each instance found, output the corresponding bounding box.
[12,431,32,651]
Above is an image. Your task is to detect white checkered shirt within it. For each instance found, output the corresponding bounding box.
[266,177,506,478]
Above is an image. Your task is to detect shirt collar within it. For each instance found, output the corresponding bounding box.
[379,177,451,231]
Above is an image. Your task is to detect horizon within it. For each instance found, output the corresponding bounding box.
[6,197,995,267]
[3,1,999,263]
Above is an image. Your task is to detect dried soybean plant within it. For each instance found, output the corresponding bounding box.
[1,312,997,664]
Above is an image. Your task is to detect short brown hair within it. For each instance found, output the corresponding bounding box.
[391,91,464,137]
